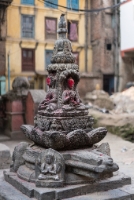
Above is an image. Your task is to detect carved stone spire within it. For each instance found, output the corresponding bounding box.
[51,14,75,64]
[57,14,67,39]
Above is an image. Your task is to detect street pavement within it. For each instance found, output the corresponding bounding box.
[0,132,134,180]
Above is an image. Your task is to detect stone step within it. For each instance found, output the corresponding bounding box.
[0,179,35,200]
[0,134,10,142]
[0,178,134,200]
[3,171,132,200]
[63,188,133,200]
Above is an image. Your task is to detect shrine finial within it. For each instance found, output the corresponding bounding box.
[57,14,67,38]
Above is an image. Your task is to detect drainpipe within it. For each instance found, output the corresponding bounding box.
[114,0,119,92]
[85,0,88,72]
[7,51,10,91]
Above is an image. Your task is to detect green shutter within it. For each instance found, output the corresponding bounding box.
[67,0,79,10]
[45,0,58,9]
[21,0,34,5]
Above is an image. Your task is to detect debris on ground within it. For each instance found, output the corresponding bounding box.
[110,87,134,114]
[85,87,134,142]
[84,90,114,110]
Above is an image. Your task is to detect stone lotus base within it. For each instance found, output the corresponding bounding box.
[3,171,131,200]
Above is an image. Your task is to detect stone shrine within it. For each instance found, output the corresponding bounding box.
[3,15,131,200]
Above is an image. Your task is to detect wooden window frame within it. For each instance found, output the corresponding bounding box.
[22,49,35,72]
[67,20,78,42]
[45,17,57,40]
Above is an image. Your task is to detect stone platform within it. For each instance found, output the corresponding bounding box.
[2,171,131,200]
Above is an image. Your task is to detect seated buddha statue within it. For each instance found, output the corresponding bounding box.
[38,75,57,112]
[62,77,86,111]
[38,154,60,181]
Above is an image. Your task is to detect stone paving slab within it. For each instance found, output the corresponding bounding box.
[3,171,131,200]
[63,188,131,200]
[120,184,134,200]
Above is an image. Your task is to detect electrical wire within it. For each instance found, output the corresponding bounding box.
[41,0,127,12]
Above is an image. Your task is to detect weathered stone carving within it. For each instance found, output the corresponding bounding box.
[35,149,65,187]
[10,142,29,172]
[8,14,119,190]
[38,75,57,112]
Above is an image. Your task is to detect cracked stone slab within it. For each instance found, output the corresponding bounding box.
[3,171,131,200]
[0,143,11,169]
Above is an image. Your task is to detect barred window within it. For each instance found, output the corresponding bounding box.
[21,15,34,38]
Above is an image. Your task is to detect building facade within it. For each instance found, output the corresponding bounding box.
[0,0,12,95]
[120,0,134,91]
[5,0,93,93]
[90,0,120,94]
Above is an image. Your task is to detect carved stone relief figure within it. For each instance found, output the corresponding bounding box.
[38,153,61,180]
[38,74,57,112]
[35,149,65,187]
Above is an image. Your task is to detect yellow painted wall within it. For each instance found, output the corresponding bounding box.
[6,0,92,91]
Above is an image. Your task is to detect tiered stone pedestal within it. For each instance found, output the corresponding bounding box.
[2,171,131,200]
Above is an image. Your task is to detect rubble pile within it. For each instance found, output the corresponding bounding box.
[85,87,134,142]
[84,90,114,110]
[110,87,134,114]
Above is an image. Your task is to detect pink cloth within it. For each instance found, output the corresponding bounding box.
[46,19,56,34]
[70,22,78,41]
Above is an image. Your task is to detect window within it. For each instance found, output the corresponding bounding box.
[0,76,6,95]
[45,0,58,9]
[45,50,53,68]
[72,52,79,65]
[21,0,34,5]
[45,17,57,40]
[68,21,78,42]
[21,15,34,38]
[106,44,112,51]
[22,49,35,71]
[67,0,79,10]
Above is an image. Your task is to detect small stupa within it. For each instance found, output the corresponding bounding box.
[21,14,107,150]
[4,15,129,200]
